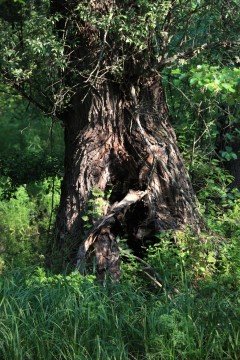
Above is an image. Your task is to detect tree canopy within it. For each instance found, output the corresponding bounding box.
[1,0,239,115]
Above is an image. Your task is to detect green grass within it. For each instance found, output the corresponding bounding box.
[0,268,239,360]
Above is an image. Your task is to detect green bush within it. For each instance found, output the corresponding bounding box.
[0,177,61,271]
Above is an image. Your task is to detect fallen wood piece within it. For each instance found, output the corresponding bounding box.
[75,190,148,272]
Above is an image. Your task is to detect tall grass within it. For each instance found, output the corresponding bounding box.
[0,268,239,359]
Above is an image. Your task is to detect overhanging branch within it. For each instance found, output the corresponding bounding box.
[158,41,240,67]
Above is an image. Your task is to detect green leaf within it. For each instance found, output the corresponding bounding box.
[81,215,89,222]
[221,83,235,93]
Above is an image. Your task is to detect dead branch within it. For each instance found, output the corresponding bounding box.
[75,189,147,271]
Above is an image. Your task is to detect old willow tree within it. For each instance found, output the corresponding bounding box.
[0,0,239,278]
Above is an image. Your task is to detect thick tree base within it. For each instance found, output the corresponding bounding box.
[55,78,201,279]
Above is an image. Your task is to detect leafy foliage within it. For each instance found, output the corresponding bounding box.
[0,177,61,271]
[1,0,239,113]
[0,87,63,197]
[82,187,112,230]
[0,86,63,270]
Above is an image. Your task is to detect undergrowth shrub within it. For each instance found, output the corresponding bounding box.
[146,230,218,287]
[0,177,61,271]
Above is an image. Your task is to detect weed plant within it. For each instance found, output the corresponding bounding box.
[0,265,239,360]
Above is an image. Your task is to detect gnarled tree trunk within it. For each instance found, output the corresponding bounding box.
[55,76,201,279]
[49,0,202,279]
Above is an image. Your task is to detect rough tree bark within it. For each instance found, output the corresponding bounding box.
[52,0,201,279]
[55,77,200,279]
